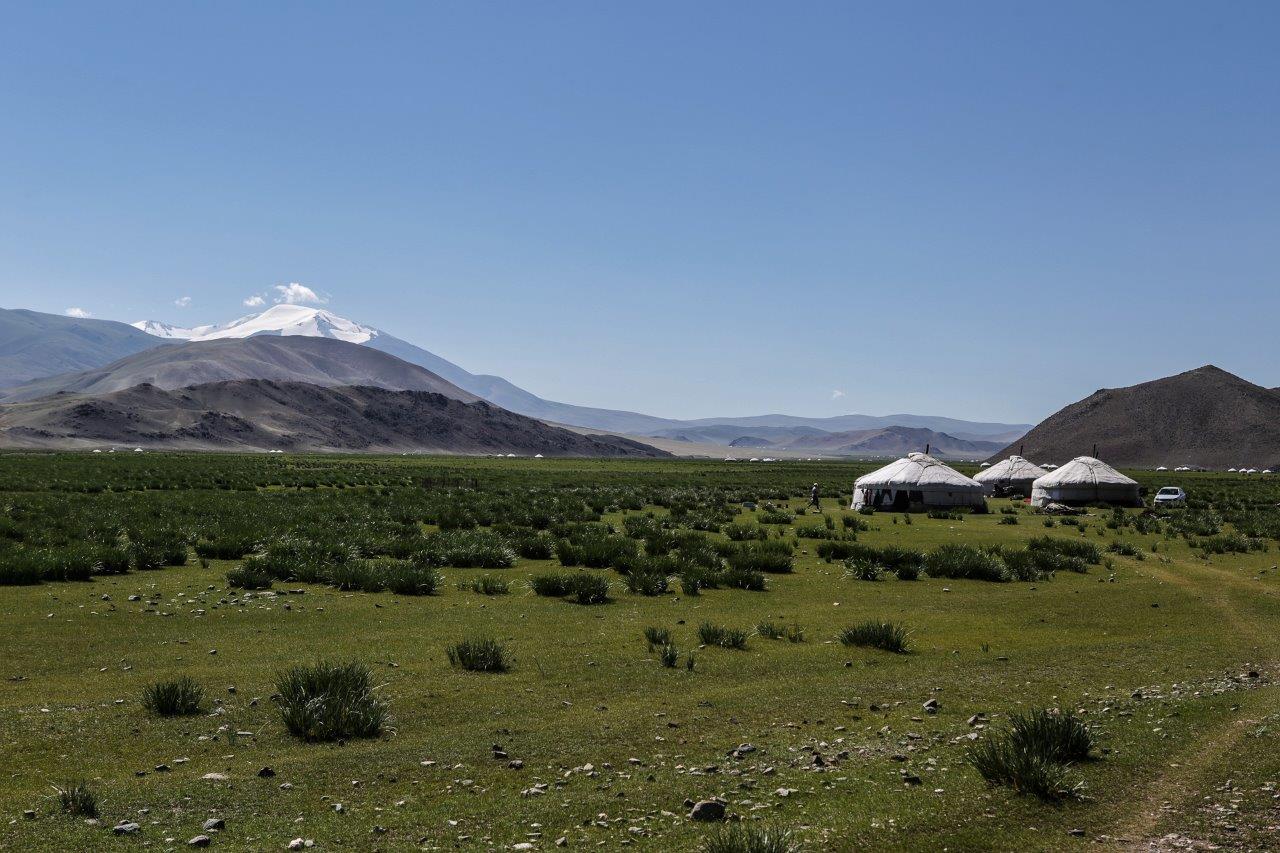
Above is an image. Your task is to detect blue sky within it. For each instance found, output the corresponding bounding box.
[2,1,1277,424]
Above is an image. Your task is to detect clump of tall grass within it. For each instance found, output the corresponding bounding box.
[837,620,909,653]
[1106,541,1143,559]
[757,621,805,642]
[530,571,610,604]
[53,780,98,817]
[644,626,672,649]
[842,557,882,581]
[458,574,509,595]
[727,542,793,574]
[141,676,204,717]
[758,509,793,525]
[625,564,670,596]
[275,661,389,742]
[966,708,1091,800]
[419,530,517,568]
[967,736,1074,800]
[530,573,573,597]
[1027,536,1102,565]
[446,637,510,672]
[1009,708,1093,762]
[659,644,680,668]
[924,544,1008,582]
[226,560,274,590]
[815,541,863,561]
[326,559,385,592]
[700,823,803,853]
[723,523,767,541]
[697,621,748,649]
[382,561,442,595]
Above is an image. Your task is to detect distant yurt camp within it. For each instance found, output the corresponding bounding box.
[974,455,1047,497]
[1030,456,1141,507]
[851,452,986,512]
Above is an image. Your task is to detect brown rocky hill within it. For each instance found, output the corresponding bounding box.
[989,365,1280,469]
[0,380,668,456]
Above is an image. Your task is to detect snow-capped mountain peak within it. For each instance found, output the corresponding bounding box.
[133,304,379,344]
[131,319,199,339]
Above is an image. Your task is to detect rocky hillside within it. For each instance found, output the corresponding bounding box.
[0,380,669,456]
[989,365,1280,469]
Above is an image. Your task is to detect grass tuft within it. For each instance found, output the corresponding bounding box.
[700,823,804,853]
[141,676,204,717]
[837,620,909,653]
[446,637,510,672]
[275,661,389,741]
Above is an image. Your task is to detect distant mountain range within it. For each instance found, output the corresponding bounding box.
[0,379,665,456]
[652,423,1003,459]
[990,365,1280,469]
[123,304,1028,442]
[1,304,1031,456]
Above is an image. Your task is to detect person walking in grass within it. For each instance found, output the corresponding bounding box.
[809,482,821,513]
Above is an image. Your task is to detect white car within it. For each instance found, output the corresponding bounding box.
[1153,486,1186,507]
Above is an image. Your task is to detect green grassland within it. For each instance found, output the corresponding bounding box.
[1,454,1278,851]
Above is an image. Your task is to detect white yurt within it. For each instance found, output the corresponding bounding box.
[1030,456,1141,507]
[973,455,1048,497]
[851,452,986,512]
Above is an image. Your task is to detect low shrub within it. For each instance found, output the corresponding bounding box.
[142,676,204,716]
[275,661,389,741]
[838,620,909,653]
[659,644,679,668]
[1010,708,1092,762]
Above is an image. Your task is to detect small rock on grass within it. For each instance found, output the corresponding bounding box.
[189,835,211,848]
[113,822,141,835]
[202,818,225,831]
[688,800,726,822]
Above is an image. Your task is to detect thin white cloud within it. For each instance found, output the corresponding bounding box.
[243,294,265,307]
[273,283,326,304]
[831,389,845,400]
[174,296,192,308]
[64,307,91,318]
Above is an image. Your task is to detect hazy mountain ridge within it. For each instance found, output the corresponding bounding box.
[0,308,166,386]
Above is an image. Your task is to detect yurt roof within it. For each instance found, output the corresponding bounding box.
[1032,456,1138,488]
[855,452,984,491]
[973,455,1048,483]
